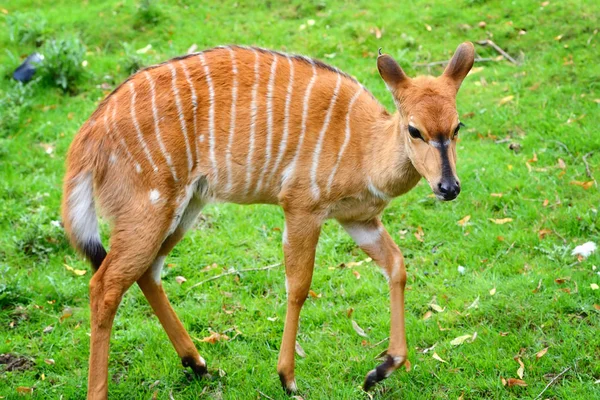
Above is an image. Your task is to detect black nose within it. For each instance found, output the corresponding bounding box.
[438,179,461,200]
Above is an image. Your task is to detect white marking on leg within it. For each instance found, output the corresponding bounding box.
[309,73,342,199]
[267,55,294,186]
[150,256,166,284]
[254,53,278,194]
[342,222,382,247]
[128,81,158,172]
[144,71,179,182]
[149,189,161,204]
[326,87,362,194]
[69,173,100,245]
[244,49,261,193]
[179,60,200,163]
[167,63,194,173]
[283,61,317,186]
[225,47,238,191]
[198,53,219,183]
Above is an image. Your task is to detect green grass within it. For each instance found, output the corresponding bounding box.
[1,0,599,399]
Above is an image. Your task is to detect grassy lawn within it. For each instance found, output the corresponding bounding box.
[1,0,599,399]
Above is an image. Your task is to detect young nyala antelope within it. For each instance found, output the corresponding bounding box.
[62,42,474,398]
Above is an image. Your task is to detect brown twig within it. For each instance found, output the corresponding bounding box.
[534,366,570,400]
[476,40,520,65]
[187,263,282,291]
[369,336,389,349]
[582,151,596,185]
[414,57,495,67]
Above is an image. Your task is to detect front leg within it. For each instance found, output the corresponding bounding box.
[277,210,322,393]
[340,218,408,391]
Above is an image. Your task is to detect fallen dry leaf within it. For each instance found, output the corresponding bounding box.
[64,264,87,276]
[44,359,55,365]
[457,215,471,226]
[432,352,447,363]
[352,270,361,280]
[414,226,425,242]
[352,320,368,337]
[491,193,503,197]
[422,310,433,320]
[538,229,553,239]
[569,180,594,190]
[591,283,599,290]
[536,347,549,359]
[60,307,73,323]
[489,287,497,296]
[430,304,445,313]
[175,276,187,285]
[16,387,33,394]
[43,325,53,334]
[450,334,472,346]
[593,304,600,311]
[516,357,525,379]
[489,218,513,224]
[557,158,566,169]
[498,95,514,106]
[347,307,354,318]
[500,332,510,336]
[199,331,229,344]
[404,358,411,372]
[506,378,527,387]
[309,290,321,298]
[295,341,306,358]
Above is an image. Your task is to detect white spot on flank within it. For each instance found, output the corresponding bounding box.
[144,71,179,182]
[225,47,238,191]
[198,53,219,183]
[245,49,261,194]
[149,189,160,204]
[267,55,294,187]
[254,54,279,194]
[109,152,117,164]
[167,63,194,173]
[128,81,158,172]
[326,87,362,194]
[69,173,100,244]
[285,61,317,186]
[310,73,342,199]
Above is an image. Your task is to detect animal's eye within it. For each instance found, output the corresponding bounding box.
[408,125,423,140]
[454,122,465,137]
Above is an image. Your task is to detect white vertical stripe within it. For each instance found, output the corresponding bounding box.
[267,56,294,186]
[326,87,362,194]
[179,60,200,164]
[254,53,278,193]
[225,47,238,191]
[198,53,219,183]
[144,71,179,182]
[310,73,343,199]
[128,81,158,172]
[109,101,141,173]
[244,49,260,193]
[282,61,317,187]
[167,63,194,173]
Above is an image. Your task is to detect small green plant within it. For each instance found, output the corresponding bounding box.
[134,0,163,29]
[6,11,48,46]
[0,83,33,138]
[121,42,150,75]
[37,36,87,93]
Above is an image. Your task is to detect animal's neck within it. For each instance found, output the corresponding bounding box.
[364,111,421,199]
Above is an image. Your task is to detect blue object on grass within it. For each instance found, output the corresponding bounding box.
[13,53,44,83]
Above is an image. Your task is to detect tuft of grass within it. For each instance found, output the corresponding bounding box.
[0,83,32,138]
[134,0,163,29]
[120,42,150,75]
[37,36,87,93]
[5,11,48,46]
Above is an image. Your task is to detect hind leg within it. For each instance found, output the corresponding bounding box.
[136,196,209,376]
[87,216,169,400]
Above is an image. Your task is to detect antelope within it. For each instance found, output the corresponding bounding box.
[62,42,474,398]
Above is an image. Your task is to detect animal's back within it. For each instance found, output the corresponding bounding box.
[72,47,384,211]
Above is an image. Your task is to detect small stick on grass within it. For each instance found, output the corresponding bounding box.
[534,366,570,400]
[258,390,275,400]
[187,263,282,291]
[582,151,596,185]
[476,40,520,65]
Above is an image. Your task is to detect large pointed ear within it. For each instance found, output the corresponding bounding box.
[377,49,410,93]
[442,42,475,91]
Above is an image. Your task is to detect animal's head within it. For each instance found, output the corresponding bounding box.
[378,42,474,201]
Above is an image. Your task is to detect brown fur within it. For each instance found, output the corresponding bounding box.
[61,43,474,398]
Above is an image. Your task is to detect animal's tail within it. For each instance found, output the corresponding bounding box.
[61,126,108,271]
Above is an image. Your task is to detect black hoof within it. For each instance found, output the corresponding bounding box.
[181,356,210,379]
[363,355,397,391]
